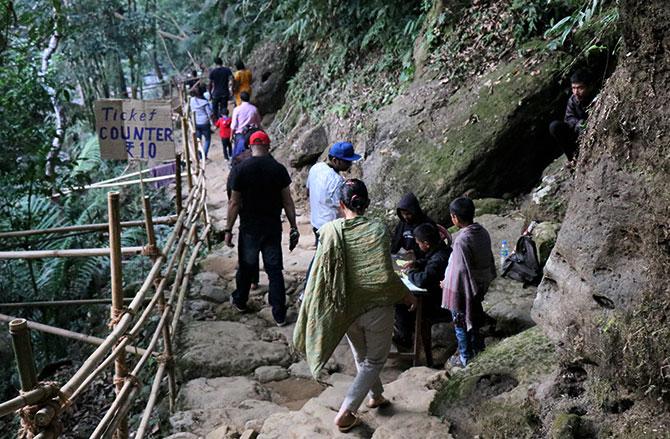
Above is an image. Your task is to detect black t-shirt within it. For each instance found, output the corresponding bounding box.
[209,66,232,97]
[230,155,291,233]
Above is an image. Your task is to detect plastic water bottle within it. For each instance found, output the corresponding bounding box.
[500,240,510,267]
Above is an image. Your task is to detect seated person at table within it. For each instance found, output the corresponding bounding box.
[393,223,452,349]
[391,193,436,260]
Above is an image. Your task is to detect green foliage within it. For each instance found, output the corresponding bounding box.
[545,0,619,50]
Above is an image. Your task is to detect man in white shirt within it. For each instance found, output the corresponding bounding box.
[306,141,361,245]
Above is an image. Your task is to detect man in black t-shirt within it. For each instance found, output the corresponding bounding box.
[208,57,233,119]
[224,131,300,326]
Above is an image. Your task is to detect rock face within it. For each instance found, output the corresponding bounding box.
[361,55,567,223]
[177,321,292,379]
[287,125,328,168]
[532,0,670,401]
[248,41,301,116]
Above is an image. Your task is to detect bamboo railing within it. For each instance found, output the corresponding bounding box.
[0,87,212,438]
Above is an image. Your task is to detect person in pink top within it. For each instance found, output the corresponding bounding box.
[230,91,262,158]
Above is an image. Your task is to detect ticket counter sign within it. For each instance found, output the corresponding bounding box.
[94,99,175,160]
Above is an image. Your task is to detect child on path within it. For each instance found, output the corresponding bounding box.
[442,197,496,366]
[214,108,233,160]
[391,193,437,260]
[394,223,452,349]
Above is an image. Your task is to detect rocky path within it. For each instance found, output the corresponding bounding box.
[165,139,454,438]
[163,137,553,438]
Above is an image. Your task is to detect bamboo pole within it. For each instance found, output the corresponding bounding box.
[60,182,201,401]
[182,117,193,190]
[142,197,176,411]
[55,173,186,196]
[107,192,128,439]
[191,131,201,176]
[58,179,202,403]
[0,297,145,308]
[0,314,148,356]
[0,385,59,418]
[91,285,174,439]
[0,215,177,239]
[0,246,145,260]
[174,153,183,214]
[134,362,165,439]
[109,223,207,439]
[9,319,38,392]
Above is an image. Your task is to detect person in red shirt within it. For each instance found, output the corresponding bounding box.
[214,108,233,160]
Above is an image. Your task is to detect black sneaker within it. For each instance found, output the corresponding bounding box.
[230,296,247,313]
[275,319,287,327]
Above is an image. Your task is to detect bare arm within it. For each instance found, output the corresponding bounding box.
[281,187,297,229]
[224,190,241,246]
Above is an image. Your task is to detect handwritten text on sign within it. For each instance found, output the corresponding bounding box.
[94,99,175,160]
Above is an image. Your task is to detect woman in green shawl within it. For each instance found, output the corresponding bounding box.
[293,179,416,432]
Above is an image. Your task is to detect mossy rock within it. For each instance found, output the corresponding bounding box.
[533,221,560,266]
[550,413,582,439]
[474,197,511,216]
[430,327,556,437]
[365,52,570,224]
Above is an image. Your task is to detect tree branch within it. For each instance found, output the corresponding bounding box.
[40,3,65,179]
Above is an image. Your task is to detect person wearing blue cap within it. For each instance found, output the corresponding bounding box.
[306,141,361,246]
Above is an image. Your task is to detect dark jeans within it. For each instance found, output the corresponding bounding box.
[221,138,232,160]
[549,120,578,161]
[232,229,286,322]
[211,94,228,120]
[451,310,484,365]
[195,123,211,159]
[394,298,451,346]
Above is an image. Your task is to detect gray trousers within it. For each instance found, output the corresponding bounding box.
[341,305,394,413]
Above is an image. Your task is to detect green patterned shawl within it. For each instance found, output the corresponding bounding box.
[293,216,408,378]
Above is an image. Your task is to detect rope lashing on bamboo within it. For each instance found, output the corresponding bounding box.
[108,307,136,329]
[17,383,67,439]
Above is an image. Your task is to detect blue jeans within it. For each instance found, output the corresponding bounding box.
[451,311,484,365]
[195,123,211,159]
[232,229,286,322]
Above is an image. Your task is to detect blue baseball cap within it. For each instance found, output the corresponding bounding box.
[328,141,361,162]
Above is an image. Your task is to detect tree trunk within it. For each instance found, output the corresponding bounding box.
[532,0,670,402]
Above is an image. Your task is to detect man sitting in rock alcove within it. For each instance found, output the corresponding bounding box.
[549,69,595,163]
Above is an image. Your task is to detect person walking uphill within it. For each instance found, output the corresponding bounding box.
[224,130,300,326]
[230,91,262,158]
[189,84,213,160]
[442,197,496,367]
[209,57,233,119]
[306,141,361,245]
[233,60,253,107]
[294,179,417,433]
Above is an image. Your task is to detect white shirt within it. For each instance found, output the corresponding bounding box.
[306,162,344,229]
[190,97,212,126]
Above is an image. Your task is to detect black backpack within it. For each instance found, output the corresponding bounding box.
[241,124,261,147]
[502,235,542,287]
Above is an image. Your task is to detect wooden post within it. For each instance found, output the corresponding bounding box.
[107,192,128,439]
[9,319,37,392]
[141,198,177,412]
[181,117,193,190]
[174,153,183,214]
